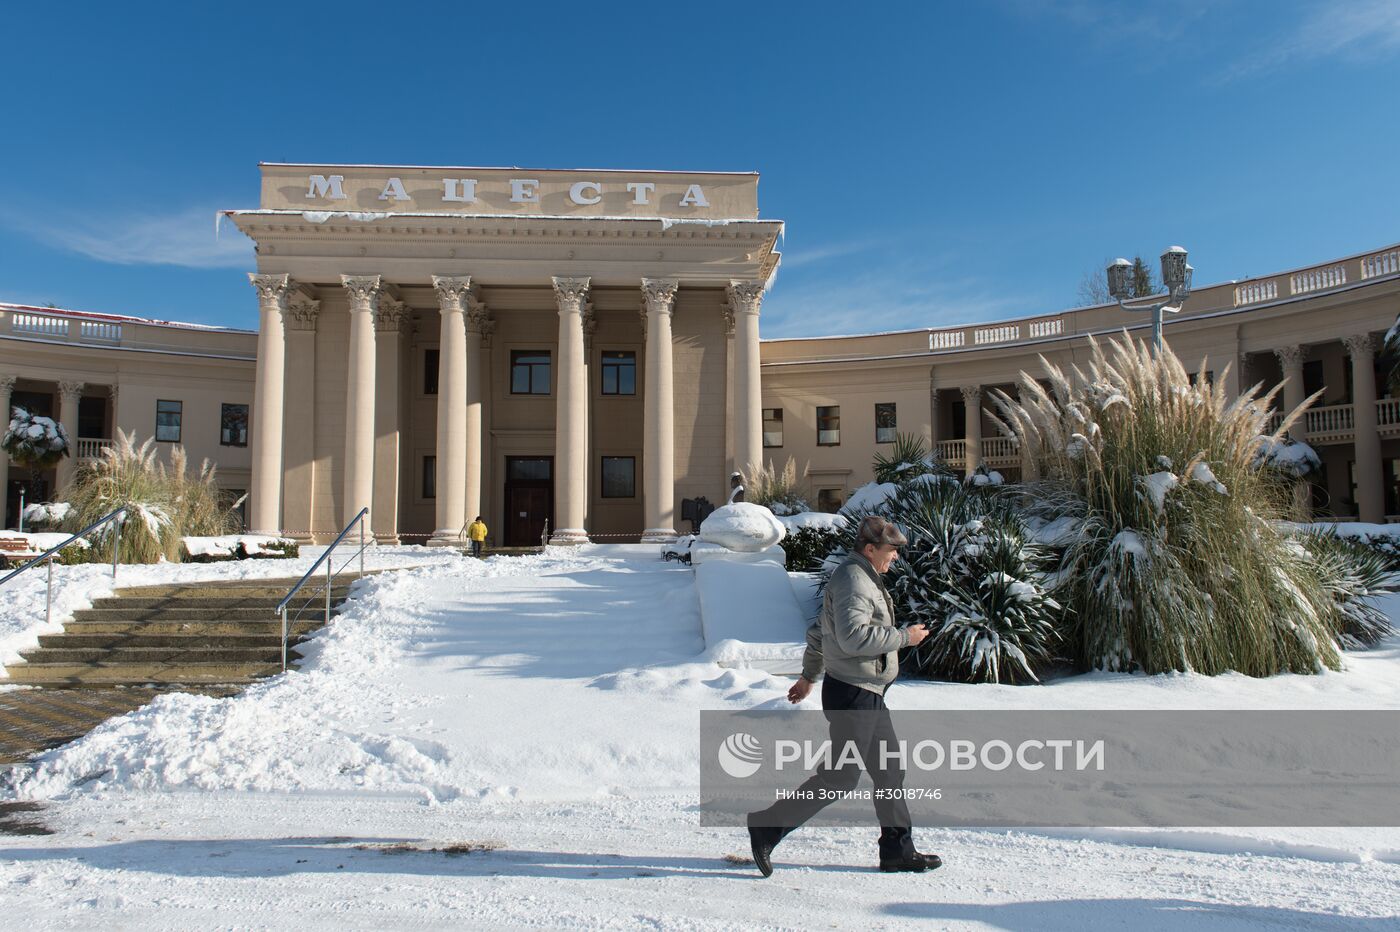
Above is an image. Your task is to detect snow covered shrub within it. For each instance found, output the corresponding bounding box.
[783,525,842,571]
[20,501,72,530]
[872,433,949,485]
[746,457,810,515]
[1294,530,1397,649]
[58,430,238,563]
[831,478,1064,684]
[2,407,70,470]
[987,334,1344,677]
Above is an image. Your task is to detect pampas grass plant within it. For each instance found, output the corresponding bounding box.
[59,430,238,563]
[986,333,1341,676]
[746,456,809,515]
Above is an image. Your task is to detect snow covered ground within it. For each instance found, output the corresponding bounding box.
[2,545,1399,928]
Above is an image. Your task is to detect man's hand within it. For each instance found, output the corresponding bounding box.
[905,624,931,647]
[787,677,814,704]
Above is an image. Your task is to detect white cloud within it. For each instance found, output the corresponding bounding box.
[1222,0,1400,79]
[777,238,886,270]
[2,205,253,269]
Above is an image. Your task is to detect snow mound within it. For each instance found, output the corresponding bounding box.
[698,502,786,552]
[689,541,785,565]
[183,534,296,559]
[843,481,899,514]
[776,511,847,533]
[695,560,808,672]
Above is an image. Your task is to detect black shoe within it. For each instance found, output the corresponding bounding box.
[746,816,778,878]
[879,851,943,873]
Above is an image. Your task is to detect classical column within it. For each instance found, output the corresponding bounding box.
[641,279,679,542]
[928,377,940,446]
[341,275,383,529]
[464,292,493,526]
[552,276,591,543]
[722,302,736,480]
[1345,334,1383,521]
[281,290,320,543]
[1274,344,1308,440]
[373,292,410,544]
[56,380,84,493]
[961,385,983,476]
[430,276,470,544]
[0,375,14,527]
[727,281,764,480]
[249,273,291,534]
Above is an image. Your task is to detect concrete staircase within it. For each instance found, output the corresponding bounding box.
[3,579,355,687]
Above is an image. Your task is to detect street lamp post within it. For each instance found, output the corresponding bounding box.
[1107,246,1194,352]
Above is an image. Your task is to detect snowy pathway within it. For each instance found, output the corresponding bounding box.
[2,546,1399,928]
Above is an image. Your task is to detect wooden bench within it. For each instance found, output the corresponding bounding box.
[0,537,45,568]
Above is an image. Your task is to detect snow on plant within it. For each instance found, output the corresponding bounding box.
[987,333,1345,677]
[832,477,1064,684]
[2,407,70,469]
[1294,529,1398,649]
[20,501,72,528]
[58,429,238,564]
[745,456,810,515]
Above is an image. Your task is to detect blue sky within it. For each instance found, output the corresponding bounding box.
[1,0,1397,337]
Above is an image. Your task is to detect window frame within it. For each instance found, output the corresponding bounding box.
[762,407,784,448]
[600,455,637,499]
[422,454,437,500]
[875,402,897,444]
[219,403,249,447]
[510,349,553,395]
[155,399,182,443]
[816,405,841,447]
[600,350,637,396]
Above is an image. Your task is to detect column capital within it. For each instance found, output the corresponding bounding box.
[375,292,411,333]
[721,303,735,337]
[581,301,597,350]
[552,276,591,313]
[1273,344,1306,367]
[283,291,322,332]
[58,379,85,399]
[249,272,292,307]
[726,280,764,316]
[432,275,473,313]
[465,293,494,335]
[959,384,982,404]
[1344,333,1380,359]
[0,374,16,394]
[641,278,679,317]
[341,275,388,313]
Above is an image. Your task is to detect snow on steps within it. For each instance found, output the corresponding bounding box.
[2,577,359,687]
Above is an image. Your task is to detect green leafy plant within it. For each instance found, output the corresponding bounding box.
[872,433,945,485]
[782,525,842,571]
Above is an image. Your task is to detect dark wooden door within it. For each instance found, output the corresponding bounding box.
[504,456,553,546]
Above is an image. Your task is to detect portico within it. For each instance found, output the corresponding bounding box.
[228,164,783,545]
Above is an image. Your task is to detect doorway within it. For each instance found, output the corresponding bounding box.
[504,456,553,546]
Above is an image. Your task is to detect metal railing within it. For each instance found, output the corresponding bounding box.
[0,507,126,627]
[274,507,369,672]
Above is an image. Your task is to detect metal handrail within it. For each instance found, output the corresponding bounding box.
[0,506,127,627]
[274,507,369,671]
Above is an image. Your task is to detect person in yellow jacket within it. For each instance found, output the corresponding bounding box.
[466,516,488,558]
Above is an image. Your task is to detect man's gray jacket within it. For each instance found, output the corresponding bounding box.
[801,551,911,694]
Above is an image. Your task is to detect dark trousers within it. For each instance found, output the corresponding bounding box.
[470,540,483,558]
[752,676,915,859]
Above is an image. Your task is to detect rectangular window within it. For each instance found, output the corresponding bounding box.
[817,405,841,446]
[511,350,552,394]
[424,349,439,395]
[220,403,248,447]
[422,455,436,499]
[1187,370,1214,387]
[817,488,844,513]
[78,396,104,439]
[601,351,636,395]
[875,402,897,443]
[763,408,784,448]
[155,399,182,443]
[601,456,636,498]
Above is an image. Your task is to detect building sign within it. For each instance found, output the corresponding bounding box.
[260,164,760,220]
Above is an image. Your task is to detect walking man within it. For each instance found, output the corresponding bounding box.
[746,515,943,876]
[466,515,488,558]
